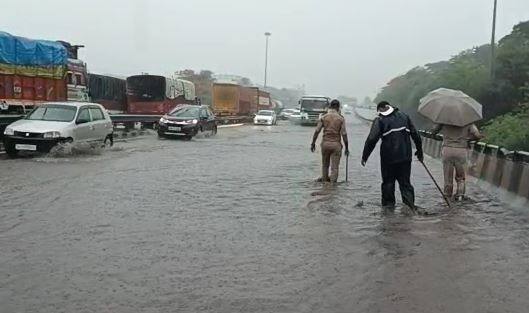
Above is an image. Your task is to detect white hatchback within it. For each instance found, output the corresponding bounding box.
[2,102,114,157]
[254,110,277,125]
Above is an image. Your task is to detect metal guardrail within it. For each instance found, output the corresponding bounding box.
[109,114,162,124]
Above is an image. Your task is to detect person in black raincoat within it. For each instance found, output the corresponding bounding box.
[361,101,423,209]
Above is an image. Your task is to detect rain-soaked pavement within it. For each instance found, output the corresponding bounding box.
[1,115,529,313]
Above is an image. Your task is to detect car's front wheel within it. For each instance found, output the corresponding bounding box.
[4,143,18,158]
[103,135,113,148]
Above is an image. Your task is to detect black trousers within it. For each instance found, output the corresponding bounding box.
[381,161,415,208]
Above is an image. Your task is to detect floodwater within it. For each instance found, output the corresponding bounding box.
[1,116,528,313]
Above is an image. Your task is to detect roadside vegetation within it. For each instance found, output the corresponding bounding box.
[374,21,529,151]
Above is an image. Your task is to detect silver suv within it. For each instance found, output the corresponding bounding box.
[3,102,113,157]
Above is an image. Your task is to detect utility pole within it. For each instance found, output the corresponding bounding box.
[264,32,271,88]
[490,0,498,81]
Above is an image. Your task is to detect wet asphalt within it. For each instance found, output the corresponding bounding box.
[1,116,528,313]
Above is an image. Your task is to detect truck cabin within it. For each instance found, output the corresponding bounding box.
[66,59,89,102]
[298,96,331,125]
[299,97,330,113]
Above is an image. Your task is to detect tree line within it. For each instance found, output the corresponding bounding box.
[374,21,529,150]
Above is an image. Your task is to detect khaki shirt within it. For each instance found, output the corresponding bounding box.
[315,109,347,143]
[433,124,482,148]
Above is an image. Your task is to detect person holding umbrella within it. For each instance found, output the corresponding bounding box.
[419,88,484,201]
[361,101,423,209]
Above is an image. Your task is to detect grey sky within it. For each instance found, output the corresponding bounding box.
[3,0,529,98]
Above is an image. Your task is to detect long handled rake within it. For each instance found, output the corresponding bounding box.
[420,160,452,209]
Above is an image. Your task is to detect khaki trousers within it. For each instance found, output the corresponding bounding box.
[441,146,467,197]
[321,141,342,183]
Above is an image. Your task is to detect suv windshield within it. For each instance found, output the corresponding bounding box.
[26,105,77,122]
[258,111,273,116]
[169,106,200,118]
[301,99,328,111]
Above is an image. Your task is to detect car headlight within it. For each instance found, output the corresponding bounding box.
[159,117,169,124]
[43,131,61,138]
[3,127,14,136]
[182,119,198,125]
[301,112,308,118]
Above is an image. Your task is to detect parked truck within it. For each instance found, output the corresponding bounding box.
[88,74,127,113]
[0,31,88,114]
[258,89,274,111]
[125,75,196,115]
[212,83,272,116]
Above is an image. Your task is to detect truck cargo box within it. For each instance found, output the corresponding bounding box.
[258,90,273,110]
[212,83,241,116]
[240,86,259,115]
[89,74,126,113]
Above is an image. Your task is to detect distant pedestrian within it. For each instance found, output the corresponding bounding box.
[432,123,483,201]
[361,101,423,209]
[311,99,349,184]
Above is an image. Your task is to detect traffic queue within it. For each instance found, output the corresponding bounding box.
[0,31,283,157]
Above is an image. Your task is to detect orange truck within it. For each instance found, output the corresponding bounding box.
[212,83,271,116]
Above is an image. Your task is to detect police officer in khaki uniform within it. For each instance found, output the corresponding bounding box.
[311,99,349,183]
[432,123,483,200]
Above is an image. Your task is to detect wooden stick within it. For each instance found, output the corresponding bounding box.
[345,154,349,182]
[420,161,452,209]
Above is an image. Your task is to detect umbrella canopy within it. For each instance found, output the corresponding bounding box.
[418,88,482,127]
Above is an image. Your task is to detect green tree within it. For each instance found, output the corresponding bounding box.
[482,105,529,151]
[178,69,215,106]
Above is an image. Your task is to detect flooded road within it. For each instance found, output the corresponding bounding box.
[1,116,528,313]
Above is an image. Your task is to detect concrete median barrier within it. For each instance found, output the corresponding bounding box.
[419,131,529,201]
[517,158,529,199]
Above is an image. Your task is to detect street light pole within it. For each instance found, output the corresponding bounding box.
[264,32,271,88]
[490,0,498,80]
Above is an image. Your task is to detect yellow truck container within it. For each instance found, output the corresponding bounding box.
[212,83,241,116]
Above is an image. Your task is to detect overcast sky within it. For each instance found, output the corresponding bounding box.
[3,0,529,98]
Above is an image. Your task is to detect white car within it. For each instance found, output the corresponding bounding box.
[2,102,114,157]
[253,110,277,125]
[280,108,300,119]
[289,110,302,125]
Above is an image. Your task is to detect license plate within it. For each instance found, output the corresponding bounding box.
[168,126,181,131]
[15,144,37,151]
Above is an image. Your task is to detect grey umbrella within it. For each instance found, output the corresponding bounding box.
[418,88,482,127]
